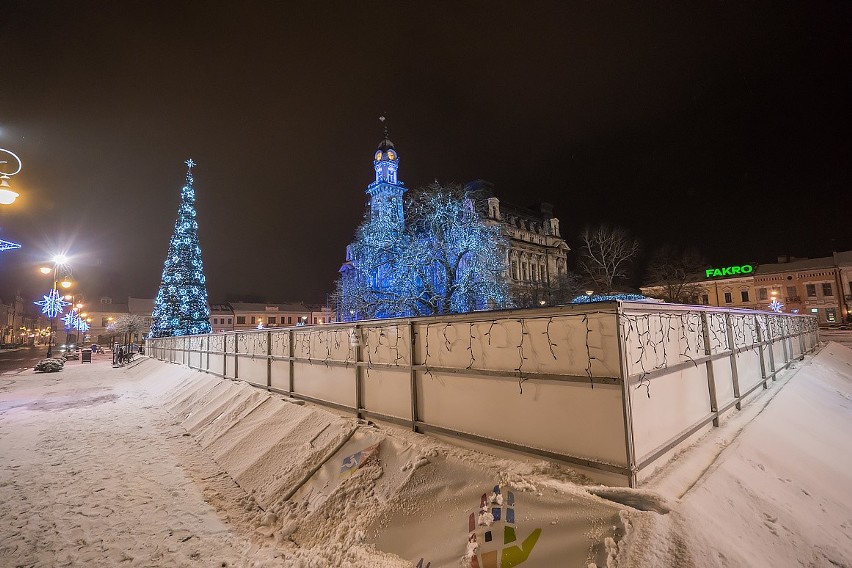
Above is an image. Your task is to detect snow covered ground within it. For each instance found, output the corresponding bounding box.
[1,340,850,567]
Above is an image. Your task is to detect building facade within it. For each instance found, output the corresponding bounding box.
[466,180,570,307]
[753,252,852,324]
[641,253,852,324]
[83,297,154,345]
[209,304,234,333]
[338,132,571,319]
[229,302,314,331]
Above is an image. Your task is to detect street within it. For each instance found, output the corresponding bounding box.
[0,346,48,374]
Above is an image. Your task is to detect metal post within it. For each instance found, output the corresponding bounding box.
[354,324,363,419]
[266,330,272,388]
[725,313,742,409]
[234,332,239,380]
[765,315,776,380]
[701,312,720,427]
[616,307,638,488]
[409,321,419,432]
[288,329,295,394]
[780,318,789,366]
[755,314,768,389]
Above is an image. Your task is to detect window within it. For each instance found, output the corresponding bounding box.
[236,316,246,325]
[227,318,232,324]
[806,284,816,297]
[758,288,768,301]
[741,291,749,302]
[540,265,546,281]
[522,263,527,281]
[822,283,833,296]
[102,317,110,326]
[213,318,218,325]
[267,316,277,324]
[250,316,256,324]
[724,292,732,303]
[511,261,517,280]
[701,294,709,305]
[313,317,317,324]
[826,308,837,323]
[786,286,796,298]
[288,316,292,324]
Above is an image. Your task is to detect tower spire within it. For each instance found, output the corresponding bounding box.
[379,115,388,138]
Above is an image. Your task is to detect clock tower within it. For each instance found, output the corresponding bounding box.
[366,117,406,229]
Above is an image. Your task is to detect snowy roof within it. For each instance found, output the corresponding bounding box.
[128,297,154,315]
[86,303,129,314]
[229,302,311,313]
[754,255,836,274]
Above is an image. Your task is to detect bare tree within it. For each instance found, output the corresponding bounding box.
[578,225,640,294]
[644,246,706,303]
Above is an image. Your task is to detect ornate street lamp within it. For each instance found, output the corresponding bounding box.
[0,148,22,205]
[36,256,74,357]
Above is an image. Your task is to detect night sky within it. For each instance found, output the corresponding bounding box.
[1,2,850,306]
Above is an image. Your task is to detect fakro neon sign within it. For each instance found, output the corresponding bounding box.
[705,265,754,278]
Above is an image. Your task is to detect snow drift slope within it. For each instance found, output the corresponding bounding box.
[153,361,625,567]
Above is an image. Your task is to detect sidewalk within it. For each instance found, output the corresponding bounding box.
[0,357,286,567]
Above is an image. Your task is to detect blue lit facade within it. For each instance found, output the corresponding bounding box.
[338,134,509,321]
[149,160,212,337]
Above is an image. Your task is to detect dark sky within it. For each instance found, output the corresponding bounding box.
[1,1,850,305]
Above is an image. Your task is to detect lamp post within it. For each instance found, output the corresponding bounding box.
[38,256,73,357]
[0,148,22,206]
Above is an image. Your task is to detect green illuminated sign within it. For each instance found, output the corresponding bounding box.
[705,265,754,278]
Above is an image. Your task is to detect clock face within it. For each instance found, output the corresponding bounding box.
[387,150,395,160]
[375,151,382,161]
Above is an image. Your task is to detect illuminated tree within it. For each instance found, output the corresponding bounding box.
[149,159,212,337]
[337,183,509,320]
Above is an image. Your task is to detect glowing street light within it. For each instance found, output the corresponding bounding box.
[37,257,74,357]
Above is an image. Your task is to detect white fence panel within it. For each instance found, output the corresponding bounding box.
[146,302,819,487]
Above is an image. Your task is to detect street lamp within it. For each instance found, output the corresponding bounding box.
[0,148,22,206]
[37,258,73,357]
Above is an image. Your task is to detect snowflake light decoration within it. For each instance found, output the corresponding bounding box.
[769,299,784,313]
[34,289,70,318]
[62,311,79,329]
[0,238,21,252]
[61,310,90,332]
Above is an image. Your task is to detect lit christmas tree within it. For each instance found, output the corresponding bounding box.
[149,159,212,337]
